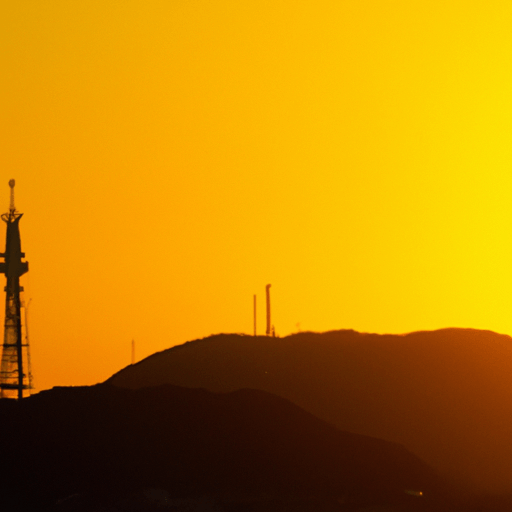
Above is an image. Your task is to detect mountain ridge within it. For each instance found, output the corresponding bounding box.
[108,328,512,493]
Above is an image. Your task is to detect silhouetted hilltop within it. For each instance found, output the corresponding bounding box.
[0,383,450,511]
[108,328,512,495]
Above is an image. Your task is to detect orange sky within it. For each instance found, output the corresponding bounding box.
[2,1,512,392]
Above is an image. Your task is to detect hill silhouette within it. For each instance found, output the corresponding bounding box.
[108,328,512,494]
[0,383,452,511]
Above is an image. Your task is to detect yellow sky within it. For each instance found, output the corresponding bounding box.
[2,1,512,391]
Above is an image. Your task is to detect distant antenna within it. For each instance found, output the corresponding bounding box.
[131,339,135,365]
[266,284,271,336]
[24,299,33,393]
[253,295,257,336]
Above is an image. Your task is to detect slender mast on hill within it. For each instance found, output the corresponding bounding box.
[266,284,271,336]
[0,180,30,400]
[253,294,257,336]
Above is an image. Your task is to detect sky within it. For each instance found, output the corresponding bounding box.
[2,1,512,392]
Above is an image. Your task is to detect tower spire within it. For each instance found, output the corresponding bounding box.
[9,179,15,212]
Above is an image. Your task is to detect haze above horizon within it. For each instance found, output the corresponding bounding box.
[2,1,512,391]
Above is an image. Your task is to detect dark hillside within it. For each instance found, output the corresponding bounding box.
[0,383,450,511]
[108,328,512,494]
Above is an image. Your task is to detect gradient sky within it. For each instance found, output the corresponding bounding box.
[2,1,512,392]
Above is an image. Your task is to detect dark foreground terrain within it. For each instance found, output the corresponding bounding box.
[108,328,512,496]
[0,383,454,511]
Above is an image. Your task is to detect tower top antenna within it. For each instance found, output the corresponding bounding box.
[8,180,15,212]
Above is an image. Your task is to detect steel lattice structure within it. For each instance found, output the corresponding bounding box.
[0,180,30,400]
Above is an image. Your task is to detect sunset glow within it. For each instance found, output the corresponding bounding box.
[2,1,512,391]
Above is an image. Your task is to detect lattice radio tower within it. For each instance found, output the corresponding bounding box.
[0,180,30,399]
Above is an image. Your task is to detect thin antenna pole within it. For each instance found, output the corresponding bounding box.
[266,284,271,337]
[253,295,256,336]
[24,299,33,394]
